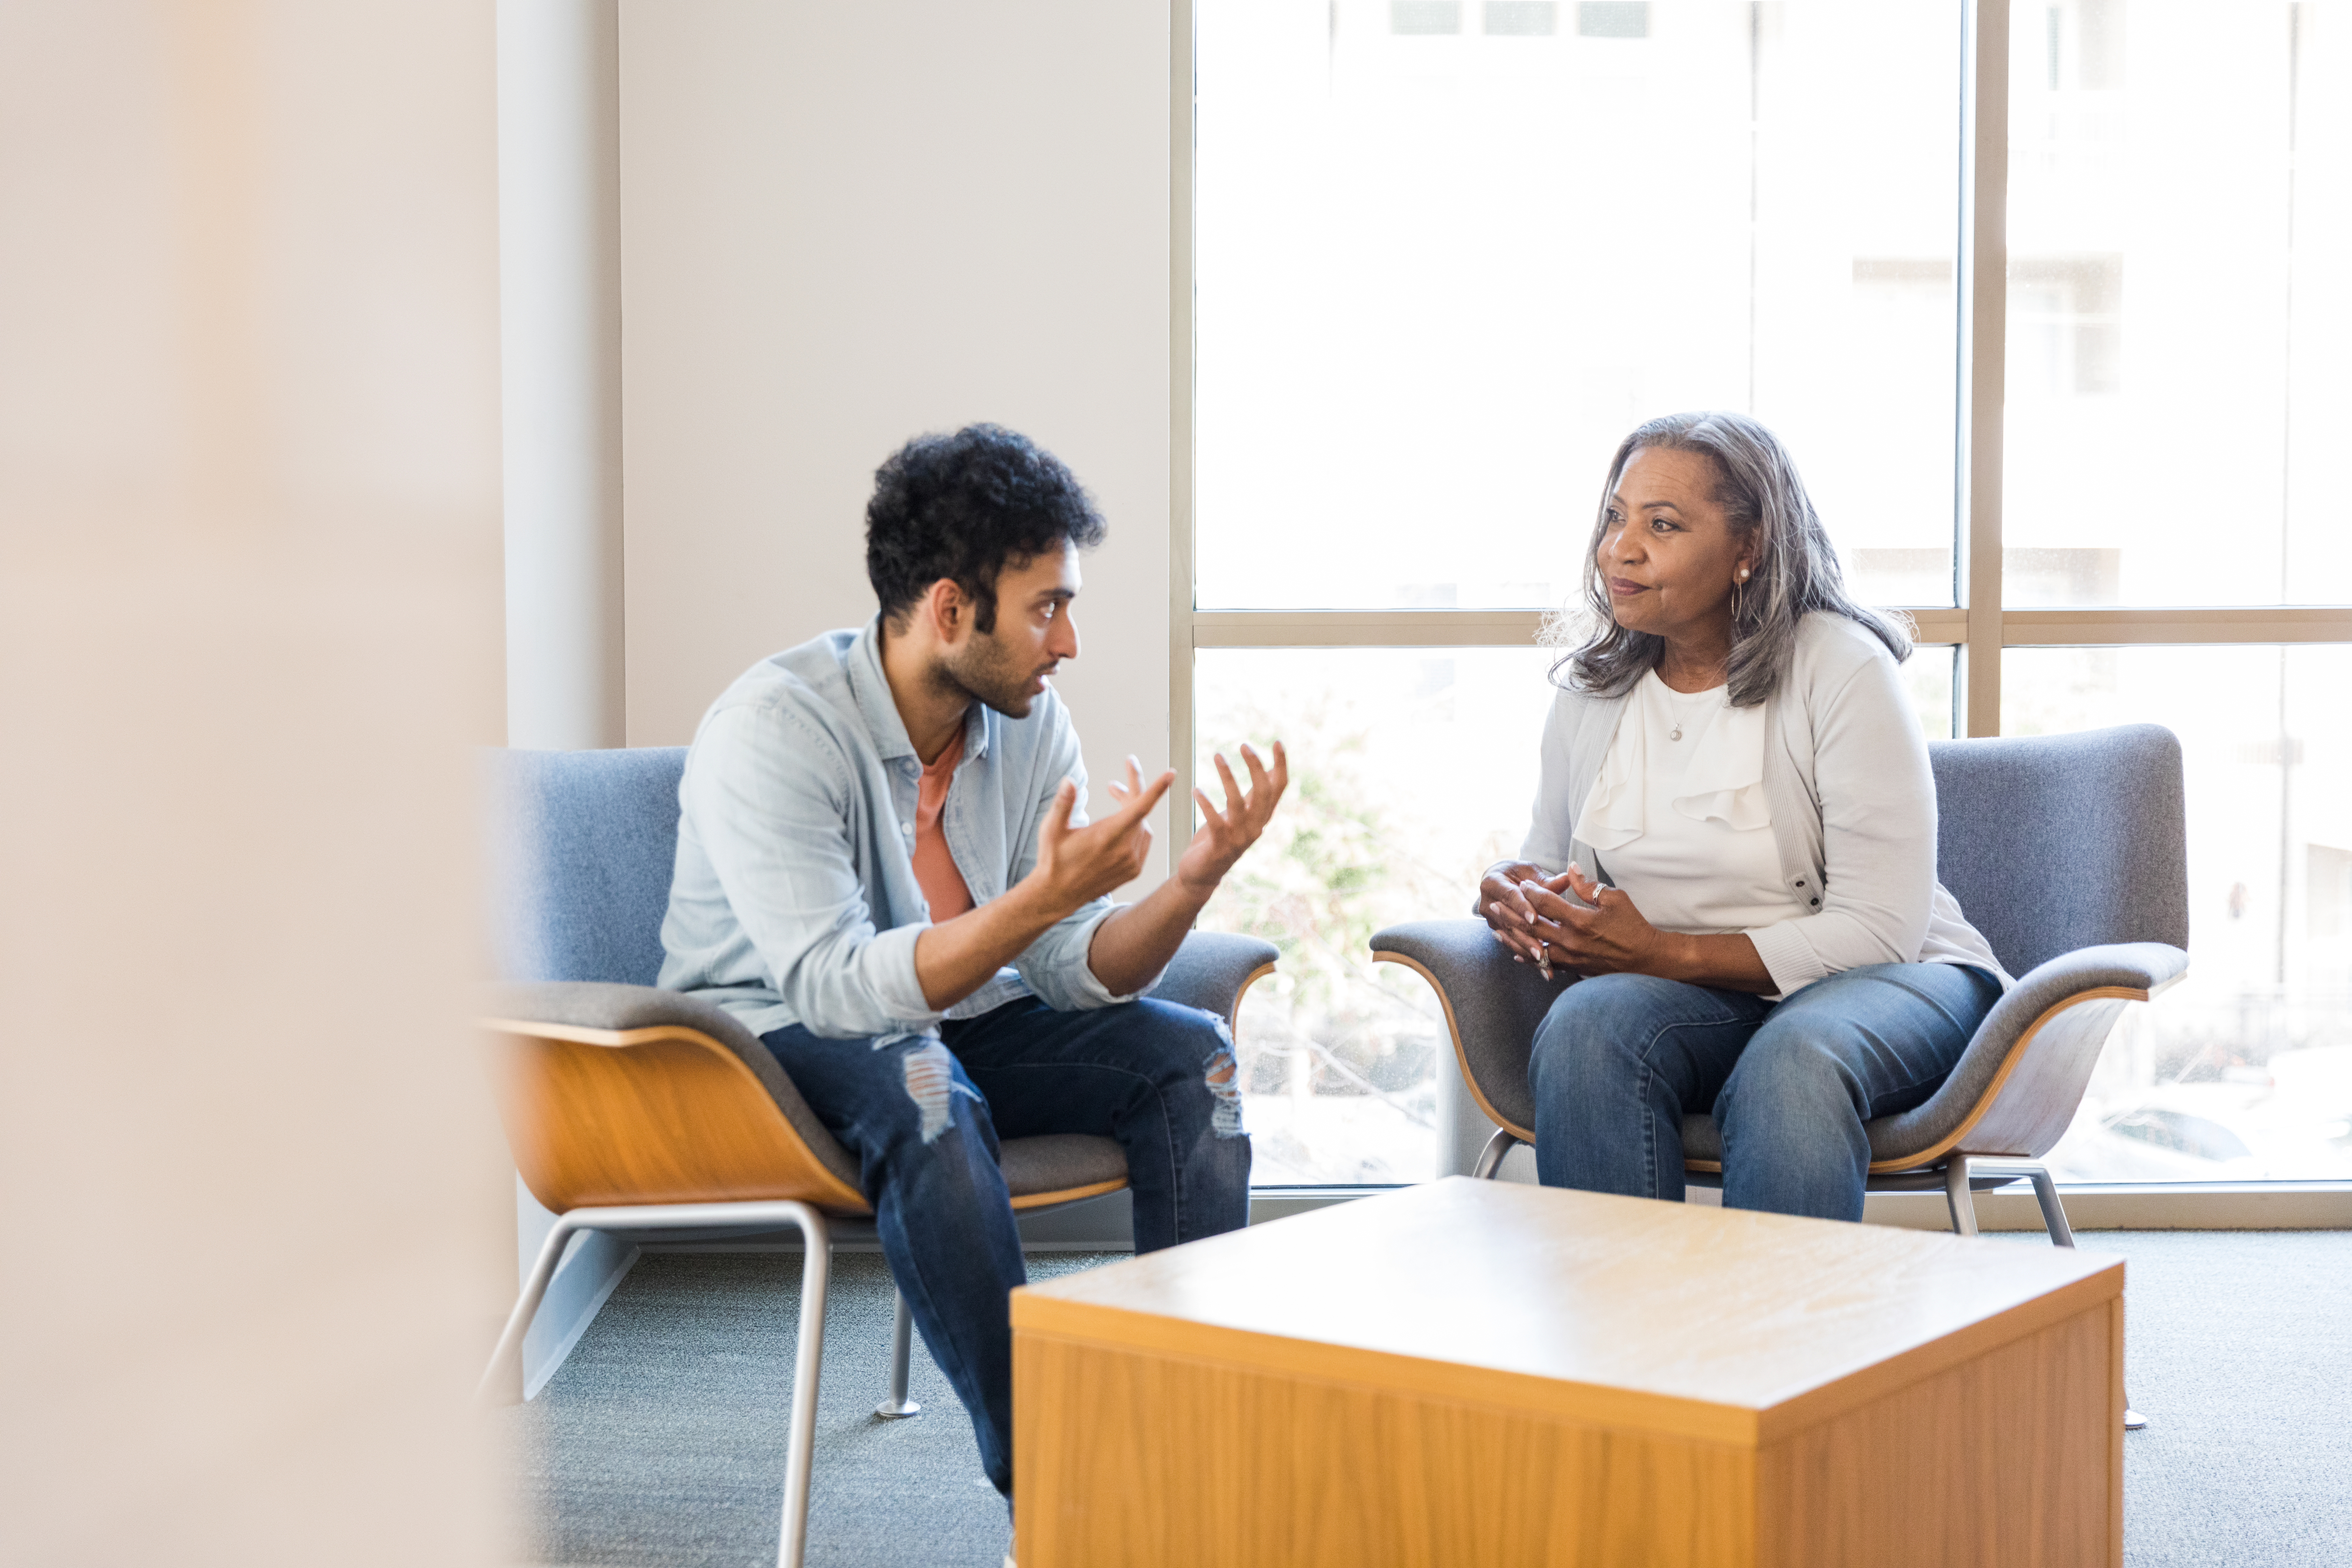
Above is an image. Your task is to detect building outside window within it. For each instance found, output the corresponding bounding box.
[1186,0,2352,1186]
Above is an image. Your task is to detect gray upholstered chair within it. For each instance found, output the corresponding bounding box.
[475,747,1276,1568]
[1372,723,2187,1254]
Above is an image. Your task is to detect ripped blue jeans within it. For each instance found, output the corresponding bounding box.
[759,995,1252,1495]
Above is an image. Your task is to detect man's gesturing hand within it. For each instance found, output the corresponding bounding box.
[1071,745,1289,997]
[1027,762,1175,915]
[1176,742,1289,896]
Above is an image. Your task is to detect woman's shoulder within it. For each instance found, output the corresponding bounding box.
[1544,670,1633,719]
[1537,670,1634,762]
[1787,609,1898,689]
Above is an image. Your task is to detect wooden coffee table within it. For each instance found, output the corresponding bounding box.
[1012,1177,2122,1568]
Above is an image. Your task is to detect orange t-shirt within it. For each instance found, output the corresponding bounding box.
[912,730,976,922]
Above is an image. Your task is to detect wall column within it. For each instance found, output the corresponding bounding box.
[499,0,624,749]
[496,0,634,1392]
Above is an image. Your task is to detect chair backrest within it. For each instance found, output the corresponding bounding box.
[489,747,687,986]
[1928,723,2188,978]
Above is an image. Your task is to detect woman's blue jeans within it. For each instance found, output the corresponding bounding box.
[1527,963,2003,1222]
[760,995,1251,1496]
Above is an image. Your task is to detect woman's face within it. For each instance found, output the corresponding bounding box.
[1595,445,1754,646]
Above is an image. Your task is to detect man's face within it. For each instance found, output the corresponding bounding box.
[937,542,1082,719]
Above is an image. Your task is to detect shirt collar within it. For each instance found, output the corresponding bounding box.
[845,615,993,766]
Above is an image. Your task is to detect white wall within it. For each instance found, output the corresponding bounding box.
[0,2,510,1562]
[618,0,1175,884]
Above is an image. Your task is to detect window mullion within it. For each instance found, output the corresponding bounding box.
[1960,0,2011,736]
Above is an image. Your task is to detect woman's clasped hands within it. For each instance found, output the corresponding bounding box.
[1477,860,1669,980]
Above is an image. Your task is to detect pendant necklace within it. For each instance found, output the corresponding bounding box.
[1665,669,1690,741]
[1667,684,1721,742]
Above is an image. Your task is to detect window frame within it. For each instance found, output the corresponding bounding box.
[1170,0,2352,1209]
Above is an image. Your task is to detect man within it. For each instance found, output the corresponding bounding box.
[657,423,1287,1497]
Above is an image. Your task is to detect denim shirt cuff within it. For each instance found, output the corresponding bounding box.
[866,923,948,1027]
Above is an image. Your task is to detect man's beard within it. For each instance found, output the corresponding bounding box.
[931,629,1051,719]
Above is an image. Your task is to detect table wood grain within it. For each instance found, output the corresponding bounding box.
[1013,1177,2122,1567]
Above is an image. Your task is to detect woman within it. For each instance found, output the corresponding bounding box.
[1478,412,2009,1222]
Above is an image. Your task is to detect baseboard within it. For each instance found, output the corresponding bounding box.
[1251,1178,2352,1233]
[1853,1181,2352,1232]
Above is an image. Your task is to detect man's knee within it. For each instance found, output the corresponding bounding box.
[829,1035,992,1153]
[897,1037,967,1144]
[1120,998,1247,1140]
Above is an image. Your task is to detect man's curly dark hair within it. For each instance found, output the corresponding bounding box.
[865,424,1107,634]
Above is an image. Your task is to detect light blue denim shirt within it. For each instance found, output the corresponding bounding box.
[656,619,1153,1041]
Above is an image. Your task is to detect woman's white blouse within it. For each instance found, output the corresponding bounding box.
[1572,671,1806,940]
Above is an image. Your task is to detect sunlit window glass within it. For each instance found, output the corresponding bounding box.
[2001,1,2352,607]
[1195,646,1554,1182]
[1196,0,1967,614]
[1905,640,1958,740]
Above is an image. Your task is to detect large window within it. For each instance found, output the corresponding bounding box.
[1184,0,2352,1187]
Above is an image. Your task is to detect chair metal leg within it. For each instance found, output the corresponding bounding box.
[1472,1126,1520,1180]
[1942,1156,1980,1236]
[774,1204,830,1568]
[875,1288,921,1418]
[2023,1163,2078,1248]
[470,1199,837,1567]
[1965,1158,2077,1248]
[477,1211,588,1405]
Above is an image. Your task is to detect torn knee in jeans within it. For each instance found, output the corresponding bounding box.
[901,1039,959,1144]
[1203,1021,1245,1138]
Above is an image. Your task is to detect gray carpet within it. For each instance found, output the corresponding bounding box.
[502,1230,2351,1567]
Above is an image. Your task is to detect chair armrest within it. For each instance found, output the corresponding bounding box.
[1860,942,2189,1166]
[1149,931,1280,1023]
[1998,940,2189,1008]
[1369,918,1566,1137]
[1954,942,2191,1108]
[481,980,861,1195]
[486,979,764,1042]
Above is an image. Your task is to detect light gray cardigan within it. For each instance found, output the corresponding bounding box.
[1520,612,2010,997]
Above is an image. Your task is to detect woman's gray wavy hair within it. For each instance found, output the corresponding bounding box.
[1550,411,1911,706]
